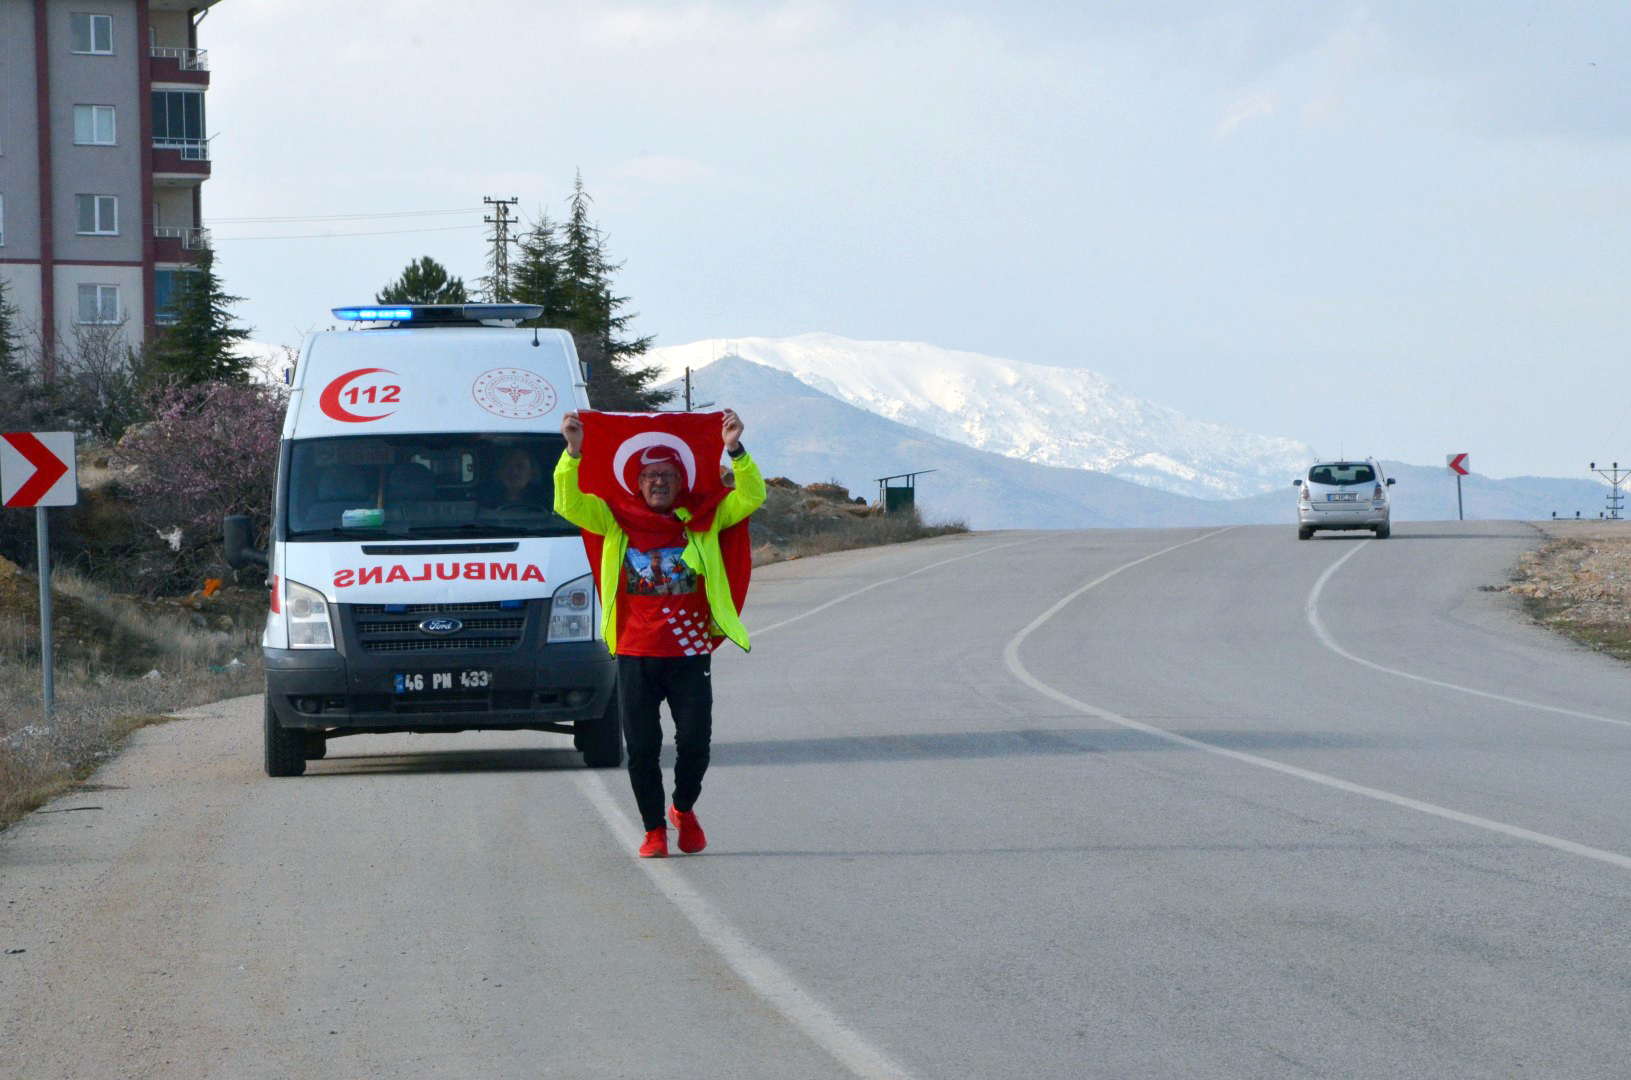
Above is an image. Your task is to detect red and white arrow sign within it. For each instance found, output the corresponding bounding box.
[1,431,78,508]
[1447,452,1470,477]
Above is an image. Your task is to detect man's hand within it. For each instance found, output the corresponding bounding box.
[721,409,744,453]
[562,411,583,458]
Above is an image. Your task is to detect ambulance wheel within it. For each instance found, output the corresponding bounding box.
[577,695,624,769]
[264,695,307,777]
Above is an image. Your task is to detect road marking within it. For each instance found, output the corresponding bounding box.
[1003,530,1631,872]
[573,772,918,1080]
[754,535,1045,638]
[1307,541,1631,729]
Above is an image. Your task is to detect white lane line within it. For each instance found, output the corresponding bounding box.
[1002,532,1631,872]
[754,535,1046,638]
[573,773,918,1080]
[1307,541,1631,729]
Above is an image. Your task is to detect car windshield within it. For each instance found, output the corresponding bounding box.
[286,432,575,540]
[1308,463,1377,486]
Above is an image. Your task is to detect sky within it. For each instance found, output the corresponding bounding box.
[200,1,1631,480]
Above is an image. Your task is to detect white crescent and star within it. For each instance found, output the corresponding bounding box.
[611,432,698,494]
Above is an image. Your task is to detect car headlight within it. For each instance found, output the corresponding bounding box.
[285,578,335,649]
[548,572,596,643]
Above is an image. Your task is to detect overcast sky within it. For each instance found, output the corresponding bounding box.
[203,1,1630,480]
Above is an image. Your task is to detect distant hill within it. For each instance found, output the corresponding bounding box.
[670,356,1612,529]
[650,334,1313,499]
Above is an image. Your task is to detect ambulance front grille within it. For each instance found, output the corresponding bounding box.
[342,600,535,654]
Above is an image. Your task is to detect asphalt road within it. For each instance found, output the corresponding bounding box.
[5,521,1631,1079]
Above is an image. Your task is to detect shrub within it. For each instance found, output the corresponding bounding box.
[111,379,284,589]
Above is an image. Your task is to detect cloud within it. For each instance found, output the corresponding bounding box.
[611,155,719,186]
[1215,93,1279,139]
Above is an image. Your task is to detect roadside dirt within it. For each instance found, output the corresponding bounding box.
[1496,521,1631,663]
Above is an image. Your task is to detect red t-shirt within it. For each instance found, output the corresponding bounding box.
[616,526,714,657]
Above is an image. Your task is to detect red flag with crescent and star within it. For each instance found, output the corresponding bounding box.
[576,411,751,645]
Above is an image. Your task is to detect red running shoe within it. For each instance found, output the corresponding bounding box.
[669,805,707,854]
[638,827,668,858]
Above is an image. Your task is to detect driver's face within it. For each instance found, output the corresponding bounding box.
[638,464,681,510]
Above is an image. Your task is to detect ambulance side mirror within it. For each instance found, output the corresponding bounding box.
[223,515,268,569]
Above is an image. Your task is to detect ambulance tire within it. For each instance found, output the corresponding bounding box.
[577,695,624,768]
[264,695,307,777]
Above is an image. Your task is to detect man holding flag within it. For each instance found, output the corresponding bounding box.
[555,408,764,857]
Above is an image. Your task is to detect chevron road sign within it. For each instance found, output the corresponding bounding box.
[2,431,77,508]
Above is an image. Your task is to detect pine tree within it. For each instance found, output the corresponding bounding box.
[147,244,253,383]
[376,256,469,305]
[0,274,44,429]
[559,173,671,410]
[510,212,569,325]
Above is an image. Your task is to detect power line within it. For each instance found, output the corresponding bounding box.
[483,196,519,301]
[208,207,481,224]
[211,223,486,241]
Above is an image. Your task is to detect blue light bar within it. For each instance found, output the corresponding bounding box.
[333,306,414,321]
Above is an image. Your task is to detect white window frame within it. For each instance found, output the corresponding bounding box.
[75,194,118,235]
[0,194,6,246]
[73,104,117,146]
[70,13,114,55]
[77,284,120,325]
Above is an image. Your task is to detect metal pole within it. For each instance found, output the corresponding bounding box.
[1457,475,1464,521]
[36,506,54,719]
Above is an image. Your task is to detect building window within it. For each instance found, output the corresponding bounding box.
[151,90,206,156]
[77,284,120,324]
[73,105,117,145]
[154,269,193,325]
[70,13,114,55]
[75,194,118,235]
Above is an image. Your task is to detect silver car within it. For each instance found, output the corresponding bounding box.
[1296,459,1395,539]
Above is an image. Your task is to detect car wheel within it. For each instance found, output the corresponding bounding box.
[304,733,328,760]
[1298,526,1314,541]
[577,693,624,768]
[1375,523,1391,539]
[264,694,306,777]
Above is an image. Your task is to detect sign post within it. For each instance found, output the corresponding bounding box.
[1447,453,1470,521]
[1,432,79,719]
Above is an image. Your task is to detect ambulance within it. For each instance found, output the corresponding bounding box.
[223,303,620,776]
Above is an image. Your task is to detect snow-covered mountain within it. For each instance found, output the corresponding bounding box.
[648,334,1315,500]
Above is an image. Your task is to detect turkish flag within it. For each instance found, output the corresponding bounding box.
[576,411,752,648]
[577,410,728,532]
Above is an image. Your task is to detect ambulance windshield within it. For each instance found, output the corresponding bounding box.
[286,433,576,540]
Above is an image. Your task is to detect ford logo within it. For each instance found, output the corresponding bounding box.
[419,617,462,635]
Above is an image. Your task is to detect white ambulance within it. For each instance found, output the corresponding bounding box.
[224,303,620,776]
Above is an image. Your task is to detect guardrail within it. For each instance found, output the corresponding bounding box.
[154,225,210,249]
[152,137,209,161]
[150,46,208,71]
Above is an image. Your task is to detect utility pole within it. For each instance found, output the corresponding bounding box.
[482,196,519,301]
[682,368,713,412]
[1590,461,1628,520]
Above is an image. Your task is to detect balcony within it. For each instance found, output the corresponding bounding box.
[151,137,210,183]
[149,46,210,86]
[153,225,209,264]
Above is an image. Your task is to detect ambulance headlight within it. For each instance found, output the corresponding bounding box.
[285,578,335,649]
[548,573,596,644]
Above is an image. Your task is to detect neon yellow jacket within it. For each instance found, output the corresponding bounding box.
[553,450,765,655]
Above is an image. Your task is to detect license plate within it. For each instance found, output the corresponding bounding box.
[394,669,492,693]
[1326,493,1357,502]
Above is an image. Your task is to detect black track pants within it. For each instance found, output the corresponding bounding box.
[616,653,713,832]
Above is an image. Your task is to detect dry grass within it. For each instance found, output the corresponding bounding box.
[1501,521,1631,663]
[0,560,262,829]
[749,479,968,565]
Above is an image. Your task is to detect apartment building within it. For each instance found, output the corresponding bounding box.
[0,0,221,376]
